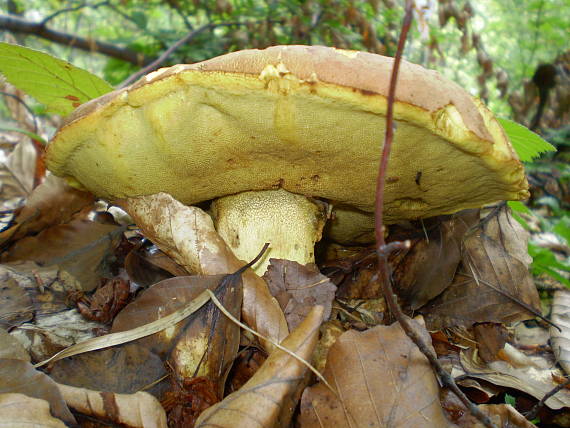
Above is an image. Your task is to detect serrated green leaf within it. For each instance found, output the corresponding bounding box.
[0,42,113,116]
[498,117,556,162]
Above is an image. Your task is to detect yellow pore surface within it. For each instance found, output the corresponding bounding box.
[46,59,528,222]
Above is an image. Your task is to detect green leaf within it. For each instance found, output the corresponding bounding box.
[508,201,531,215]
[504,393,516,406]
[0,126,47,145]
[529,243,570,287]
[498,118,556,162]
[553,218,570,246]
[0,42,113,116]
[131,11,148,29]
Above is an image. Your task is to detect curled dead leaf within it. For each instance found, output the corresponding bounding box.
[550,289,570,376]
[300,317,451,427]
[0,393,67,428]
[195,306,324,428]
[122,193,288,351]
[263,259,336,330]
[58,383,167,428]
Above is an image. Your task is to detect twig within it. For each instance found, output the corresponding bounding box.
[119,19,283,88]
[525,377,570,421]
[165,0,194,31]
[0,14,154,66]
[0,91,39,134]
[373,2,496,428]
[119,23,214,87]
[40,1,110,27]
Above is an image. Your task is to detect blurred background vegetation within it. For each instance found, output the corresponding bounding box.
[0,0,568,119]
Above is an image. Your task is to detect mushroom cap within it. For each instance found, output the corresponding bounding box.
[46,45,528,222]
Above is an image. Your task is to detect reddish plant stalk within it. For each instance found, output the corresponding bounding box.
[373,2,496,427]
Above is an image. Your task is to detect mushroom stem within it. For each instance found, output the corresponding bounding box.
[212,189,328,275]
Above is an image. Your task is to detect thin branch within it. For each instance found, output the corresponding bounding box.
[119,23,214,87]
[0,14,155,66]
[119,19,283,87]
[165,0,194,31]
[373,2,496,428]
[525,377,570,421]
[40,1,110,26]
[0,91,39,134]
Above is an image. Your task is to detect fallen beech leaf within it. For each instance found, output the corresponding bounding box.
[390,210,479,309]
[459,346,570,409]
[263,259,336,330]
[474,323,509,363]
[550,289,570,375]
[49,272,244,396]
[0,261,81,329]
[299,317,451,427]
[226,348,267,393]
[195,306,324,428]
[1,138,35,200]
[441,388,535,427]
[478,404,537,428]
[10,308,102,363]
[0,174,94,246]
[125,242,185,287]
[3,219,124,291]
[0,393,66,428]
[74,277,131,324]
[35,288,212,368]
[0,329,29,361]
[111,276,227,357]
[113,274,241,402]
[0,359,75,424]
[122,193,288,350]
[49,344,166,395]
[169,275,241,397]
[58,382,167,428]
[422,206,541,329]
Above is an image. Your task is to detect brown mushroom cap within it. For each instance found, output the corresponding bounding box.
[46,45,528,222]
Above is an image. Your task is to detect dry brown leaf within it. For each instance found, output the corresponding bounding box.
[514,321,550,348]
[0,175,94,245]
[49,343,166,395]
[195,305,324,428]
[441,388,536,427]
[263,259,336,330]
[58,382,167,428]
[52,274,240,397]
[0,261,82,330]
[3,218,123,291]
[10,308,103,362]
[299,317,452,428]
[390,210,479,309]
[550,289,570,376]
[459,345,570,410]
[124,242,186,287]
[422,206,541,329]
[122,192,288,350]
[0,329,30,361]
[113,274,242,400]
[0,359,75,425]
[1,138,35,202]
[169,275,241,397]
[474,323,509,363]
[0,393,67,428]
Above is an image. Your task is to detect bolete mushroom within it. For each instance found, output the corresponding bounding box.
[46,45,528,274]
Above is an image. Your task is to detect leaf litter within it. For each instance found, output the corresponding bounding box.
[1,178,565,426]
